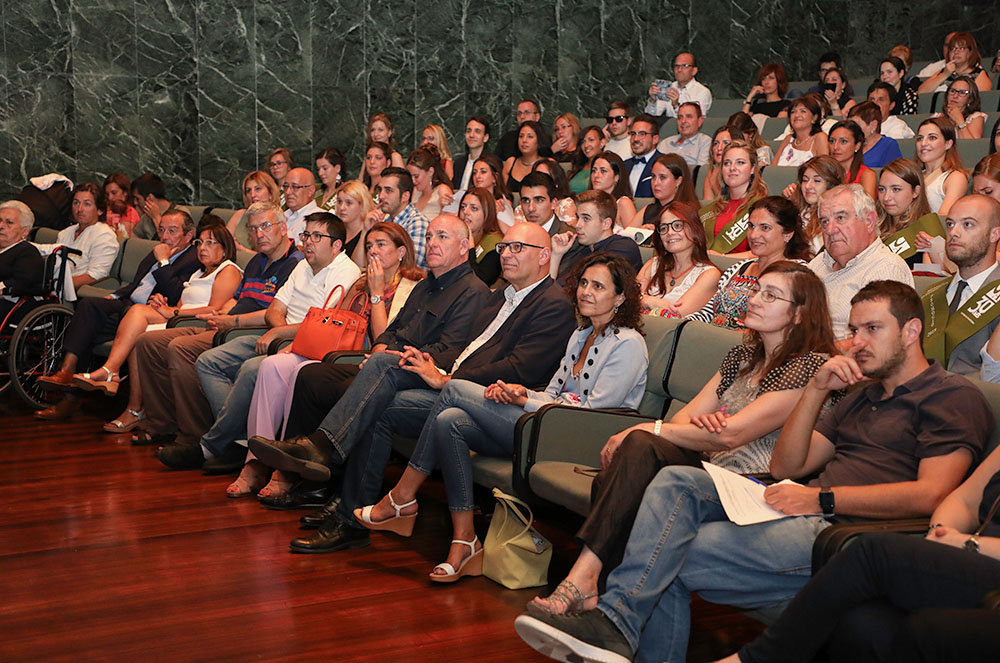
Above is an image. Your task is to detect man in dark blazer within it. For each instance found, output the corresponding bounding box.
[451,116,493,192]
[36,208,200,410]
[624,113,662,198]
[250,221,577,552]
[0,201,45,319]
[519,171,588,273]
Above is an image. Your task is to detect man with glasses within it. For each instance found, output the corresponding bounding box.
[604,101,633,160]
[37,209,200,415]
[549,190,642,283]
[280,167,321,240]
[132,202,302,461]
[624,114,662,198]
[645,53,713,120]
[158,212,360,470]
[497,99,547,161]
[658,102,712,167]
[365,167,429,268]
[249,220,576,553]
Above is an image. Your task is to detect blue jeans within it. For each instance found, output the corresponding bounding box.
[408,379,524,511]
[597,465,830,663]
[194,334,263,457]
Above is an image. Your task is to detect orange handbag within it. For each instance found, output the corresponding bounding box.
[290,285,370,360]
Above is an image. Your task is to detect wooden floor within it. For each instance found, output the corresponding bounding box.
[0,392,762,662]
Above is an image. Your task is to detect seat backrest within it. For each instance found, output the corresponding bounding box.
[33,227,59,244]
[762,116,788,141]
[762,165,799,194]
[913,274,945,295]
[634,197,655,211]
[118,237,159,285]
[967,377,1000,457]
[635,315,685,417]
[235,249,255,270]
[956,139,988,171]
[710,254,741,273]
[664,320,743,417]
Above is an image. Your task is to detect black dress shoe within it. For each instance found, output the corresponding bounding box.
[259,481,332,510]
[202,443,248,475]
[300,496,342,528]
[248,435,335,481]
[289,513,369,554]
[156,442,205,470]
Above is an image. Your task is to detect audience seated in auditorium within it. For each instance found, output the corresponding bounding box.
[452,116,492,192]
[879,55,919,115]
[809,184,913,343]
[35,206,199,419]
[876,158,944,267]
[973,154,1000,203]
[331,180,375,267]
[918,31,993,94]
[917,117,968,217]
[804,51,855,99]
[551,113,580,164]
[775,95,830,167]
[568,125,607,195]
[690,197,812,328]
[458,188,503,286]
[81,222,242,433]
[469,154,516,228]
[531,261,836,617]
[700,140,768,256]
[358,253,647,582]
[646,52,713,120]
[866,81,914,139]
[314,147,346,212]
[828,120,878,198]
[0,200,44,319]
[227,221,423,501]
[419,125,454,183]
[657,102,711,167]
[227,170,281,254]
[102,173,140,239]
[364,167,429,268]
[279,167,321,241]
[266,148,294,197]
[624,114,661,198]
[549,190,642,284]
[785,155,845,254]
[727,112,773,166]
[407,145,454,220]
[640,153,699,226]
[848,102,903,168]
[247,221,576,555]
[502,120,551,195]
[702,125,741,201]
[497,100,546,162]
[129,172,174,240]
[515,280,991,663]
[126,202,301,450]
[933,75,988,139]
[603,101,633,160]
[156,212,360,472]
[589,151,637,228]
[821,67,857,119]
[637,201,720,317]
[742,63,790,118]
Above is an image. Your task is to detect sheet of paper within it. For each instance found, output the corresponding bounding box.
[701,461,801,526]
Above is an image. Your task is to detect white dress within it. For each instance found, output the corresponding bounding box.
[775,143,814,167]
[147,259,242,331]
[925,171,949,214]
[645,257,714,300]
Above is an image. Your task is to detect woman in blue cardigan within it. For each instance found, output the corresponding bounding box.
[354,253,649,582]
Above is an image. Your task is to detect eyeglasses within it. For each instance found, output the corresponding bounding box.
[158,226,183,235]
[193,238,221,248]
[606,115,627,123]
[247,221,279,235]
[948,88,971,96]
[281,183,312,191]
[299,231,333,243]
[673,63,694,69]
[269,160,287,167]
[658,220,685,234]
[515,109,538,117]
[496,241,545,255]
[629,131,654,138]
[748,284,795,304]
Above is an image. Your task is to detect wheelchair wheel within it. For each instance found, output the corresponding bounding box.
[9,303,74,410]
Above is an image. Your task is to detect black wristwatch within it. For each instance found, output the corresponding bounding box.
[819,487,835,516]
[964,534,981,553]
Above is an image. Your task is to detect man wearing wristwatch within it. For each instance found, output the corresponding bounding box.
[516,279,992,663]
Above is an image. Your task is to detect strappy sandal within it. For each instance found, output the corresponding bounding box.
[353,491,418,536]
[257,474,294,501]
[73,366,120,396]
[226,465,268,499]
[103,408,145,433]
[429,537,483,583]
[526,579,598,616]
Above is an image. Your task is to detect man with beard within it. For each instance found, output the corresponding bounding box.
[921,194,1000,377]
[515,279,991,663]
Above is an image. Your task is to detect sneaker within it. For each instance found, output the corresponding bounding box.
[514,609,633,663]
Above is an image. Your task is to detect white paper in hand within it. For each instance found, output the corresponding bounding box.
[701,461,801,526]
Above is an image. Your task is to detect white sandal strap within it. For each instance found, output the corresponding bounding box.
[387,491,418,517]
[450,536,479,555]
[359,505,376,524]
[126,408,144,418]
[433,562,457,576]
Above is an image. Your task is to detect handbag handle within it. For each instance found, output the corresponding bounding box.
[347,291,371,316]
[321,284,346,309]
[491,487,536,545]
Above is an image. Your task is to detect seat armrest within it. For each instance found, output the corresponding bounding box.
[811,518,929,573]
[167,315,207,329]
[212,326,267,347]
[268,338,293,355]
[322,350,366,364]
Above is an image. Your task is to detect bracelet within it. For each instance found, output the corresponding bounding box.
[928,522,945,532]
[653,419,663,436]
[234,315,240,328]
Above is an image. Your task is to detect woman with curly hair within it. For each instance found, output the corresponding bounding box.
[354,253,649,583]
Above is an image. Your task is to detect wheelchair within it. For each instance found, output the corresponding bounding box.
[0,246,81,410]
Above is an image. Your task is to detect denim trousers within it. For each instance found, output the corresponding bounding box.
[194,335,263,457]
[597,465,830,663]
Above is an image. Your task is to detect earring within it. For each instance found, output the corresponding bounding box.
[613,304,620,313]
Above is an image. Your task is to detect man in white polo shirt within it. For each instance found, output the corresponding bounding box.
[280,167,322,240]
[157,212,361,470]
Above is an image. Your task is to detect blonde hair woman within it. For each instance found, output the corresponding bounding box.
[227,171,281,253]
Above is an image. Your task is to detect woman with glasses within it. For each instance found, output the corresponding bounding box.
[355,253,648,583]
[552,113,581,164]
[227,171,282,254]
[227,221,424,500]
[569,125,608,195]
[530,260,838,616]
[918,32,993,93]
[638,201,720,317]
[933,75,988,139]
[93,222,242,432]
[266,148,294,192]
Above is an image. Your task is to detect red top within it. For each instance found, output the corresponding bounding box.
[713,197,748,253]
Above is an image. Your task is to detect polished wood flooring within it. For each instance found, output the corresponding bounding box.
[0,393,763,662]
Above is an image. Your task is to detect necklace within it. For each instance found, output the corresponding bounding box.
[669,263,696,287]
[792,133,810,149]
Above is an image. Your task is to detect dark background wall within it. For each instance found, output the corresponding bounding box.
[0,0,995,207]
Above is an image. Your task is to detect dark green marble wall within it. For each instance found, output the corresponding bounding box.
[0,0,995,206]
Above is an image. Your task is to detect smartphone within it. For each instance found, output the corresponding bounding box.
[822,83,837,92]
[653,79,671,101]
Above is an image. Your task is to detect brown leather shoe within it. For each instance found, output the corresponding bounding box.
[34,397,79,421]
[36,370,76,392]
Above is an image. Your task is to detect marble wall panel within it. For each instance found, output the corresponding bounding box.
[458,0,513,138]
[7,74,76,184]
[73,74,141,184]
[255,80,313,175]
[5,0,72,77]
[69,7,136,78]
[312,0,367,88]
[414,0,466,145]
[687,0,732,103]
[313,85,367,176]
[556,1,606,119]
[510,2,558,134]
